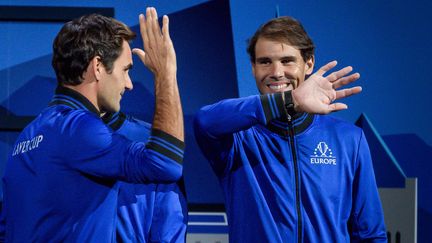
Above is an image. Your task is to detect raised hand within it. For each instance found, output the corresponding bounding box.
[133,7,176,79]
[292,61,362,114]
[132,7,183,141]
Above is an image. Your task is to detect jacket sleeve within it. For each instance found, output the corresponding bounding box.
[64,113,184,183]
[194,93,287,175]
[348,131,387,242]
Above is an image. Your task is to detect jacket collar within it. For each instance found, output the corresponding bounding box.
[49,85,100,116]
[266,112,314,136]
[101,112,127,131]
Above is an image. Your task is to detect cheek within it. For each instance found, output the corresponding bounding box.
[255,68,269,81]
[112,74,122,89]
[284,65,301,75]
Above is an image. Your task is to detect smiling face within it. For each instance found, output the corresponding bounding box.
[252,38,314,94]
[97,40,133,113]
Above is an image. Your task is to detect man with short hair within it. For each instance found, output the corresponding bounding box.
[2,8,184,241]
[194,16,387,242]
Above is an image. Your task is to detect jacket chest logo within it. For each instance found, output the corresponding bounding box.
[310,142,337,165]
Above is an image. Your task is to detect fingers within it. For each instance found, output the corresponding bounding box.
[150,7,161,38]
[138,14,149,47]
[328,103,348,112]
[136,7,176,76]
[132,48,146,63]
[140,8,170,41]
[145,8,156,47]
[162,15,171,41]
[315,60,337,76]
[326,66,353,82]
[332,72,360,89]
[335,86,362,99]
[141,8,167,46]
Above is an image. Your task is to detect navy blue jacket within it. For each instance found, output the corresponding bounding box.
[2,86,184,242]
[194,93,387,243]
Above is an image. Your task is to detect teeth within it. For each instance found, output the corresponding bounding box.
[269,84,288,90]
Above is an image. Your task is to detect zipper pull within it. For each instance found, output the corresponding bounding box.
[286,113,293,137]
[286,113,292,123]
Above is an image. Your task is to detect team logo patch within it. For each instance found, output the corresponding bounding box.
[310,142,337,165]
[12,134,44,156]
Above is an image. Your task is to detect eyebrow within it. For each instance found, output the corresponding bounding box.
[281,56,297,61]
[255,57,271,62]
[255,56,297,62]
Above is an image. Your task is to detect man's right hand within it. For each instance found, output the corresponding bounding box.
[292,60,362,114]
[132,7,184,141]
[133,7,176,81]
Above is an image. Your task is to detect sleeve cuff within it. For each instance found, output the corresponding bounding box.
[145,129,185,164]
[283,91,297,116]
[259,93,287,123]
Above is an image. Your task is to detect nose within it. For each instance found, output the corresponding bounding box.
[125,75,133,91]
[270,62,284,80]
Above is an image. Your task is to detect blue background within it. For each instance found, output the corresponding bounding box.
[1,0,430,241]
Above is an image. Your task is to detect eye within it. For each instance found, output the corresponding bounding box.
[256,58,271,66]
[123,64,133,72]
[281,58,295,65]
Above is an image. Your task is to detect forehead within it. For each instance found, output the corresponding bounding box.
[255,38,301,58]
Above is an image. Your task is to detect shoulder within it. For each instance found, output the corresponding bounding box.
[316,115,361,130]
[313,115,363,140]
[53,108,114,149]
[31,106,106,135]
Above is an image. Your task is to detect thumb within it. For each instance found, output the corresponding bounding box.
[132,48,146,63]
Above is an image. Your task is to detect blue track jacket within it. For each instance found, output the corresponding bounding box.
[2,86,184,242]
[104,112,187,242]
[194,92,387,243]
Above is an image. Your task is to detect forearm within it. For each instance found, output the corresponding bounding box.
[152,74,184,141]
[195,93,287,139]
[124,131,184,183]
[135,8,183,141]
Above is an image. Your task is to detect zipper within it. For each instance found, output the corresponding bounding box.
[287,113,302,243]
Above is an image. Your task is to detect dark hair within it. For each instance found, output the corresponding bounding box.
[52,14,136,85]
[247,16,315,63]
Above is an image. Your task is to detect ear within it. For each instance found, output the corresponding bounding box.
[305,55,315,75]
[90,56,103,81]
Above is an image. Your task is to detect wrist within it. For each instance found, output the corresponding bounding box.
[154,71,176,86]
[283,90,300,115]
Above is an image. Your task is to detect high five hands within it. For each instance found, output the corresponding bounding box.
[292,61,362,114]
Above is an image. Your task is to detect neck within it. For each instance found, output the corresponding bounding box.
[63,81,100,112]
